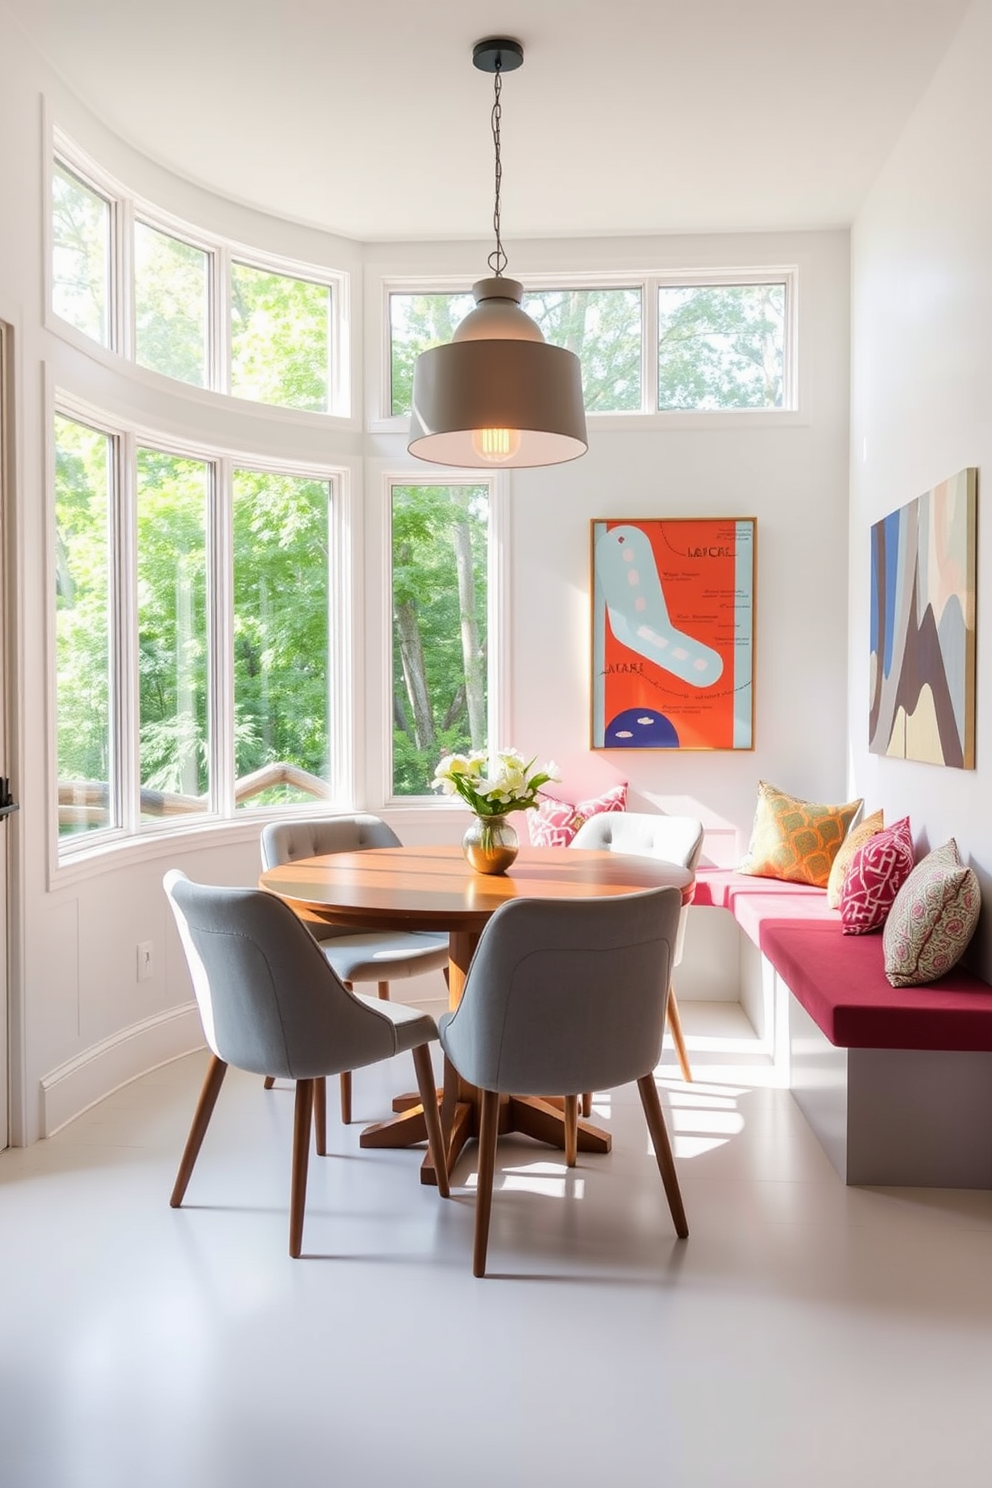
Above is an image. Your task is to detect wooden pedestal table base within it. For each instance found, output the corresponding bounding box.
[358,926,613,1185]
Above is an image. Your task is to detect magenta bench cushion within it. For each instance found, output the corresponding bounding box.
[691,867,992,1052]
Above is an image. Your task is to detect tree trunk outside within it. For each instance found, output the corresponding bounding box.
[394,598,435,752]
[452,518,485,750]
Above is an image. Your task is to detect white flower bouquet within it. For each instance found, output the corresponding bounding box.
[432,748,560,818]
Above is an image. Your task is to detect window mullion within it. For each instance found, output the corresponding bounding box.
[117,196,134,363]
[487,474,509,755]
[215,245,231,394]
[116,429,139,834]
[212,456,234,815]
[644,277,660,414]
[327,471,354,805]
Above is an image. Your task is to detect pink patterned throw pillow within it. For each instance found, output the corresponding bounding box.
[883,840,981,987]
[526,783,628,848]
[839,816,914,935]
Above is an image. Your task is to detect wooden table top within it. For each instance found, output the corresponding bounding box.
[259,842,694,934]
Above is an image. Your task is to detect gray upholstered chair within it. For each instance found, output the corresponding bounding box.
[570,812,704,1085]
[438,888,688,1277]
[164,869,449,1258]
[260,815,449,1122]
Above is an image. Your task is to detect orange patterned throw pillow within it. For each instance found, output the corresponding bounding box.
[738,781,863,889]
[826,808,884,908]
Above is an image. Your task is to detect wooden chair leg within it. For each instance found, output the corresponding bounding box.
[377,981,390,1000]
[171,1055,228,1208]
[440,1054,458,1147]
[473,1087,500,1278]
[289,1079,314,1258]
[336,979,365,1122]
[581,1092,592,1118]
[636,1073,688,1239]
[412,1043,449,1198]
[263,1076,275,1090]
[563,1093,578,1167]
[666,984,693,1083]
[314,1076,327,1156]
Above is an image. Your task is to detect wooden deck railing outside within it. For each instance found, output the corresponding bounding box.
[57,762,334,828]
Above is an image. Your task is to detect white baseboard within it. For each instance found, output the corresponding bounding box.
[40,1003,204,1136]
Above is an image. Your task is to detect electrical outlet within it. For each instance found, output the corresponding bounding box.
[137,941,154,982]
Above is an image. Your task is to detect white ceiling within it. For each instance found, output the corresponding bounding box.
[6,0,971,243]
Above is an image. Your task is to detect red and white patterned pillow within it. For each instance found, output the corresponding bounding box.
[839,815,914,934]
[526,783,628,848]
[883,840,981,986]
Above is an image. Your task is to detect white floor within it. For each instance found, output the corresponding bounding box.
[2,1000,992,1488]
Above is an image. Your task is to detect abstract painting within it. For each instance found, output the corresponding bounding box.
[591,517,755,750]
[869,468,976,769]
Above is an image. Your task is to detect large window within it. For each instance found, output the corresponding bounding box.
[232,469,331,806]
[54,415,115,836]
[51,139,347,416]
[390,482,491,797]
[136,449,210,817]
[53,407,343,850]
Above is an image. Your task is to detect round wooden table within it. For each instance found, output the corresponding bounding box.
[260,842,694,1183]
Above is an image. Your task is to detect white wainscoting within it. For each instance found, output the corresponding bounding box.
[40,1003,204,1136]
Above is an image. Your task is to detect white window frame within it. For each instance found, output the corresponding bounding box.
[374,469,509,812]
[651,266,798,415]
[49,388,353,874]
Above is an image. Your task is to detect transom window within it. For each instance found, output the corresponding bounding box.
[657,281,786,409]
[51,137,346,416]
[387,271,795,417]
[134,222,210,386]
[52,164,112,347]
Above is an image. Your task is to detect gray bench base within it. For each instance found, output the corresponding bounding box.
[789,995,992,1188]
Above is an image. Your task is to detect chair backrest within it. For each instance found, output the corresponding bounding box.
[441,887,682,1097]
[163,870,398,1079]
[570,812,703,968]
[570,811,704,873]
[260,813,401,871]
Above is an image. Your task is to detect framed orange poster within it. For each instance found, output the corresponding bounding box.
[591,517,756,750]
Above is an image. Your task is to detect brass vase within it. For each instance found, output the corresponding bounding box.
[462,814,519,875]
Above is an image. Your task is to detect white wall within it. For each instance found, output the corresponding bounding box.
[1,3,852,1141]
[849,0,992,978]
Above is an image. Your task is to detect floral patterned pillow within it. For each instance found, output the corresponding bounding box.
[883,840,981,987]
[839,816,914,934]
[526,783,628,848]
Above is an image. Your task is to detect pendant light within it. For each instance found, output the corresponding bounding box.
[408,38,588,470]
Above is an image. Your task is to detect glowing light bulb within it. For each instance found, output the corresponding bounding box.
[471,427,522,463]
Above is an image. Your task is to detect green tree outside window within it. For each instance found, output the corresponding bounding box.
[392,484,489,796]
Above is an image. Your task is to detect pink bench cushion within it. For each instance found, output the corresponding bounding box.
[691,867,992,1051]
[692,868,834,942]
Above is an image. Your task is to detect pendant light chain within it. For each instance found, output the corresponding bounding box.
[487,60,508,278]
